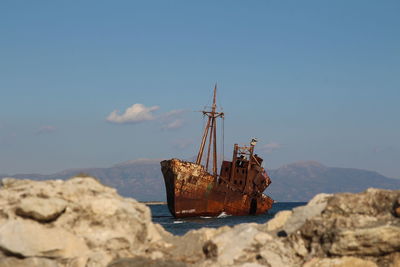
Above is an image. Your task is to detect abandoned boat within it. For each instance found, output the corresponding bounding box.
[160,85,274,218]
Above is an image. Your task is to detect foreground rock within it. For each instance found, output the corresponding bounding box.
[15,196,67,222]
[149,188,400,266]
[0,177,167,267]
[0,176,399,266]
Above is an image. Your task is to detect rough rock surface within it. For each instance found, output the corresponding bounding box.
[264,210,292,231]
[0,257,58,267]
[282,193,332,235]
[15,196,67,222]
[303,256,378,267]
[295,189,400,260]
[0,219,88,258]
[0,177,165,267]
[142,188,400,267]
[1,176,399,267]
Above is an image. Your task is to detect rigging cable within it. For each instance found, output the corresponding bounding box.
[222,114,225,163]
[201,110,206,165]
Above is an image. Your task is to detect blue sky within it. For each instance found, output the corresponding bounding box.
[1,1,399,177]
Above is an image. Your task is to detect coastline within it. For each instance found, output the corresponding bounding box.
[141,201,167,205]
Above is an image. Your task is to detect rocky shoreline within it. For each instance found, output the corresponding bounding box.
[0,176,399,267]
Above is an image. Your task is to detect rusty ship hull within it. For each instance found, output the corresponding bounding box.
[161,158,273,218]
[160,85,274,218]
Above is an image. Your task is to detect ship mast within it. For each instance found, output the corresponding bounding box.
[196,84,224,177]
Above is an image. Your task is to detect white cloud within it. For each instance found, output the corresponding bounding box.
[106,104,160,124]
[106,104,188,131]
[159,109,187,131]
[172,138,195,150]
[162,119,184,130]
[162,109,186,118]
[36,125,57,135]
[258,142,283,153]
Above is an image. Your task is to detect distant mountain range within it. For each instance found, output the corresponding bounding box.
[1,159,399,202]
[267,161,400,201]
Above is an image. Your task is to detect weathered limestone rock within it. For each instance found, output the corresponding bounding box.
[329,225,400,256]
[264,210,292,232]
[1,176,399,267]
[143,226,232,265]
[303,256,378,267]
[283,193,332,235]
[0,176,165,267]
[0,257,58,267]
[0,219,88,258]
[15,197,67,222]
[297,189,400,258]
[196,223,302,267]
[257,234,302,267]
[208,223,260,265]
[170,227,222,262]
[107,257,187,267]
[393,198,400,218]
[389,252,400,267]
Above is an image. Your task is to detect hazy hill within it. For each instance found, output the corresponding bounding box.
[4,159,164,201]
[2,160,399,202]
[267,161,400,201]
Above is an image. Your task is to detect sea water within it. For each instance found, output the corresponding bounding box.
[150,202,306,236]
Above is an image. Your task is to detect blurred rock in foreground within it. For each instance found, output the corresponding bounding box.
[0,177,399,267]
[0,177,169,267]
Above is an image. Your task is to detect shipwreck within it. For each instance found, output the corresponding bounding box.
[161,85,273,218]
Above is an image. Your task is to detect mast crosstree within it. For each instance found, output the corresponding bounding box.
[196,84,224,177]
